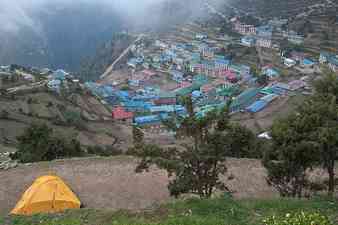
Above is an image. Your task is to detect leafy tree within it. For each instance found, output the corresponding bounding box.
[226,124,262,158]
[134,97,257,198]
[264,72,338,197]
[250,65,259,77]
[312,72,338,196]
[11,123,84,163]
[263,113,319,197]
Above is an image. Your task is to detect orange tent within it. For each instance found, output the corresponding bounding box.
[11,175,81,215]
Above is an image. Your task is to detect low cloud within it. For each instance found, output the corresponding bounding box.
[0,0,171,36]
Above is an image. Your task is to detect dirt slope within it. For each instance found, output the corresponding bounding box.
[0,156,276,215]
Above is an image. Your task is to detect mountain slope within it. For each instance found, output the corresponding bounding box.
[0,4,124,72]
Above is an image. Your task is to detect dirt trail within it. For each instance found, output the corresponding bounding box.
[0,156,277,215]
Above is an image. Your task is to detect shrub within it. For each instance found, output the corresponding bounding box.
[0,110,9,119]
[11,123,84,163]
[63,111,86,130]
[263,212,332,225]
[87,145,123,157]
[46,101,54,107]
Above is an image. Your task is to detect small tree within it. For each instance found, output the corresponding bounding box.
[0,110,9,119]
[11,123,84,163]
[312,72,338,196]
[226,123,261,158]
[134,97,256,198]
[132,125,144,149]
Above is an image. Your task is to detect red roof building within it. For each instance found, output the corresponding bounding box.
[112,106,134,120]
[201,84,215,94]
[225,70,237,83]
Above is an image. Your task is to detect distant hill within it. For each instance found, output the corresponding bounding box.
[228,0,337,19]
[79,33,135,81]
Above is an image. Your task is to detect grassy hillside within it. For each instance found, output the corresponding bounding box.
[2,197,338,225]
[0,87,135,164]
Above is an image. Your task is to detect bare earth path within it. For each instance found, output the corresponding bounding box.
[0,156,276,215]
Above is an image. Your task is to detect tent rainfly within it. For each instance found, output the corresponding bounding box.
[11,175,81,215]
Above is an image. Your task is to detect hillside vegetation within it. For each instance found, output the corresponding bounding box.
[1,197,338,225]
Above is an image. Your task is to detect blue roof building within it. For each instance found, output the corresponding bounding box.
[134,115,161,125]
[170,70,184,83]
[256,25,273,38]
[302,58,315,67]
[319,51,338,73]
[241,36,256,47]
[246,100,268,113]
[47,80,61,92]
[215,59,230,69]
[263,68,279,79]
[122,101,153,111]
[52,69,68,81]
[149,105,186,114]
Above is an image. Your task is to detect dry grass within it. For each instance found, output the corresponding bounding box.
[0,156,277,216]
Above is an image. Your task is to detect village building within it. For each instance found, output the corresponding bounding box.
[134,115,162,126]
[241,36,256,47]
[112,106,134,121]
[288,80,306,91]
[170,70,184,83]
[195,33,208,40]
[256,26,273,48]
[328,57,338,73]
[319,51,338,74]
[155,40,168,49]
[200,83,216,96]
[234,22,257,35]
[0,65,11,73]
[256,38,272,48]
[240,65,251,76]
[262,65,279,79]
[284,58,297,68]
[154,92,177,105]
[47,80,62,92]
[224,70,238,83]
[215,59,230,70]
[290,51,305,63]
[129,70,157,87]
[127,58,143,68]
[149,105,186,114]
[319,52,331,63]
[256,25,273,37]
[51,69,68,81]
[288,32,304,45]
[268,18,288,30]
[202,47,215,59]
[255,25,273,48]
[301,58,315,69]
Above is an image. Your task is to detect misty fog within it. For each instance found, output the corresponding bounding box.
[0,0,185,35]
[0,0,212,70]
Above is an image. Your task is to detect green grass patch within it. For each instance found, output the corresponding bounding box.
[2,197,338,225]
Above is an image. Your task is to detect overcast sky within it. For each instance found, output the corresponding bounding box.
[0,0,167,35]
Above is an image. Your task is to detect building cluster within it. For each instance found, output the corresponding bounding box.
[83,28,314,127]
[233,17,304,49]
[282,51,316,69]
